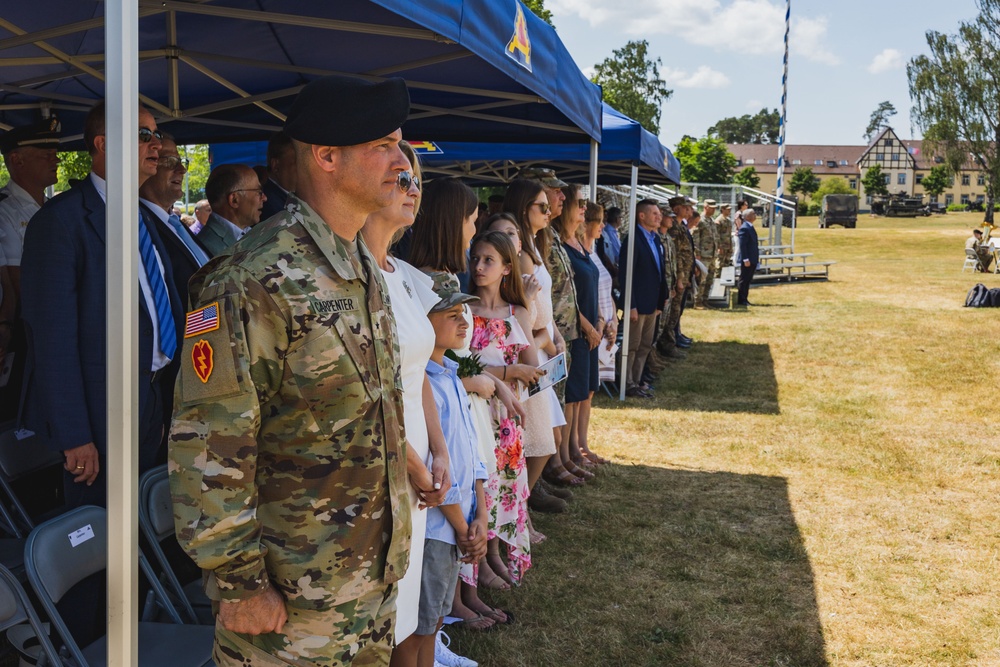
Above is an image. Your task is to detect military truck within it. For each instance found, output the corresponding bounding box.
[870,193,930,217]
[818,194,858,228]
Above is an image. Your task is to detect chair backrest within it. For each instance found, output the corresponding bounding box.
[138,465,200,624]
[139,465,174,543]
[26,505,106,606]
[966,248,980,259]
[0,564,63,666]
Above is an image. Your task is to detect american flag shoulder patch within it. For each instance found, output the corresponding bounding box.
[185,302,220,338]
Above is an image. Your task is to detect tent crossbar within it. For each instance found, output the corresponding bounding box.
[0,9,164,52]
[179,84,303,118]
[0,82,97,105]
[3,52,165,89]
[161,115,281,133]
[407,98,525,121]
[137,0,452,43]
[407,103,584,134]
[179,55,286,121]
[365,51,472,77]
[181,50,545,104]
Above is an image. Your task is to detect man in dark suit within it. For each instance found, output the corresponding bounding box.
[198,163,267,257]
[737,208,760,306]
[259,130,296,221]
[139,133,208,303]
[20,101,184,508]
[619,199,668,397]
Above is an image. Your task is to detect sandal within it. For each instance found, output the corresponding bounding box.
[477,564,510,591]
[450,614,496,632]
[543,466,585,487]
[483,607,516,625]
[565,462,595,481]
[583,450,609,465]
[486,553,514,587]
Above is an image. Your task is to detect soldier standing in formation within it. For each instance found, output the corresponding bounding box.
[169,74,414,666]
[715,202,735,275]
[692,199,720,308]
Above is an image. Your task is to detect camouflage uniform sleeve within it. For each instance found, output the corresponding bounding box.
[545,234,581,342]
[169,264,288,602]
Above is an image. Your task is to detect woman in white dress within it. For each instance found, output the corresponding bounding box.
[361,144,451,665]
[502,181,572,504]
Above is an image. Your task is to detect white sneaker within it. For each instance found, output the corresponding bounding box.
[435,630,478,667]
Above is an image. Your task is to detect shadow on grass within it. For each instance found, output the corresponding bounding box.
[456,466,827,667]
[601,341,780,414]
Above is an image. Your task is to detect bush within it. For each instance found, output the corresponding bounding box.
[807,203,822,216]
[797,201,810,216]
[947,203,967,212]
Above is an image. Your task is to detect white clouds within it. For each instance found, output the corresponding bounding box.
[745,98,763,110]
[662,65,731,88]
[548,0,839,65]
[867,48,904,74]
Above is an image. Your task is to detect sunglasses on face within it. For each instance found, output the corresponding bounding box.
[531,202,551,215]
[397,171,420,192]
[157,155,188,170]
[138,127,163,143]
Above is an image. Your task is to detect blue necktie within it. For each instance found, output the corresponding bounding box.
[138,212,177,359]
[167,213,210,266]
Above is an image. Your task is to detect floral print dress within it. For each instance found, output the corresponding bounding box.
[463,307,532,584]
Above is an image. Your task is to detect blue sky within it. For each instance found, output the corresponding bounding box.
[546,0,981,148]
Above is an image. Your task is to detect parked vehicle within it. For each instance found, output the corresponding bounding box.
[818,194,858,228]
[871,193,930,217]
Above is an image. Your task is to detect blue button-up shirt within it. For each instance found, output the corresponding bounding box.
[638,225,662,273]
[601,225,622,265]
[424,357,489,545]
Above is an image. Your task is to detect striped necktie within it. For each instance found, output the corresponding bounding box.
[167,213,210,266]
[138,212,177,359]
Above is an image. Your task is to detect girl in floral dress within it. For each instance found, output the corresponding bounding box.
[465,231,542,586]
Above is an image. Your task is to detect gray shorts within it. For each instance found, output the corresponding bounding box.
[416,539,461,635]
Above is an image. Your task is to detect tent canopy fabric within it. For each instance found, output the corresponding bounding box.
[210,103,681,185]
[0,0,602,147]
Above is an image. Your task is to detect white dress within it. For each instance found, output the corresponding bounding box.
[520,265,558,457]
[531,261,567,429]
[381,258,439,642]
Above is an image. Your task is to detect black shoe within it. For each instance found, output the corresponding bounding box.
[540,479,573,501]
[676,339,691,349]
[678,334,693,344]
[528,483,568,513]
[625,386,653,398]
[640,372,655,386]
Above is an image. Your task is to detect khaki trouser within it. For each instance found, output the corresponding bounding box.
[698,258,717,305]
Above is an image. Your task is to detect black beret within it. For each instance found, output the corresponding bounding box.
[0,117,61,154]
[284,75,409,147]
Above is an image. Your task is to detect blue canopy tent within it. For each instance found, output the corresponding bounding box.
[0,0,602,145]
[210,103,680,185]
[0,2,603,660]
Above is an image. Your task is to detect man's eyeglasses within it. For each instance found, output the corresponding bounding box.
[531,202,551,215]
[138,128,163,143]
[397,171,420,193]
[157,156,189,170]
[230,188,264,197]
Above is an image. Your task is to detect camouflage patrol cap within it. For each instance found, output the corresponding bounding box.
[429,284,478,314]
[703,199,718,207]
[0,117,61,154]
[518,167,568,189]
[667,196,687,207]
[720,203,732,210]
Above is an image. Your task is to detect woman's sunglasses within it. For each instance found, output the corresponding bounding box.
[397,171,420,192]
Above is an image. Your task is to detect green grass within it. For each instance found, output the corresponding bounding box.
[449,212,1000,666]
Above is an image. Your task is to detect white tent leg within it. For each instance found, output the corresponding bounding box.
[106,1,139,664]
[618,164,639,400]
[589,139,598,202]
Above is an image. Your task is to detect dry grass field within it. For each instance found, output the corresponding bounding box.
[453,212,1000,667]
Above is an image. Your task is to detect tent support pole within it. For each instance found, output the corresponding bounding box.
[589,139,598,202]
[106,0,139,664]
[618,164,639,400]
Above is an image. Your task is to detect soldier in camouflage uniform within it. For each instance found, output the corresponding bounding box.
[658,197,695,357]
[691,205,719,307]
[647,207,681,373]
[715,203,735,276]
[169,75,414,667]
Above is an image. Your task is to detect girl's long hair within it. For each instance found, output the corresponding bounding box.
[470,230,527,308]
[502,178,546,265]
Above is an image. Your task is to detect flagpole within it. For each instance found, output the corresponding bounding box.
[774,0,790,247]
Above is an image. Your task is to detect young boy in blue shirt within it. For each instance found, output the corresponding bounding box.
[413,286,489,667]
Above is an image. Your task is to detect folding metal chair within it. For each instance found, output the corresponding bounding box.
[964,248,986,272]
[139,465,213,624]
[24,506,215,667]
[0,563,62,666]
